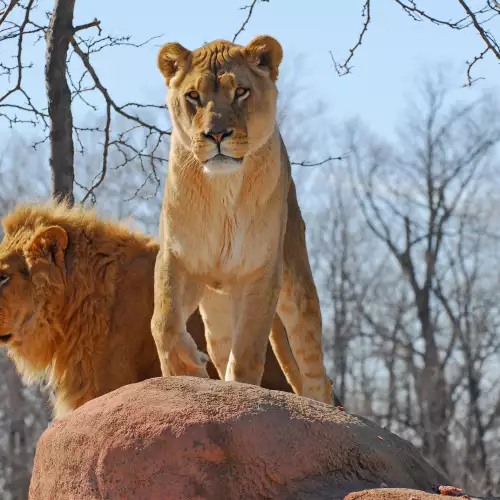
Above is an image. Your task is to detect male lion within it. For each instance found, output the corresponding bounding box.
[152,35,333,404]
[0,202,298,418]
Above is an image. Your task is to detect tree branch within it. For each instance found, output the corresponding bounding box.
[0,0,20,27]
[331,0,371,76]
[80,101,111,205]
[232,0,269,43]
[73,18,101,34]
[68,33,170,202]
[0,0,48,128]
[291,153,348,167]
[334,0,499,83]
[457,0,500,58]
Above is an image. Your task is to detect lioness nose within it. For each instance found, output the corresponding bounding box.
[204,129,233,144]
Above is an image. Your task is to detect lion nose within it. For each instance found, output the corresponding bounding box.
[204,129,233,144]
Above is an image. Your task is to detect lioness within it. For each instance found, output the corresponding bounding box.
[0,202,298,418]
[152,35,332,403]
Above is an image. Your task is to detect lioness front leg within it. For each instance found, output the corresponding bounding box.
[199,289,233,380]
[151,250,208,378]
[225,275,281,385]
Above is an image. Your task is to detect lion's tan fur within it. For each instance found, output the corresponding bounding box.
[0,201,160,418]
[152,36,333,403]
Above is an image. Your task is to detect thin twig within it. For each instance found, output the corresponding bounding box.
[0,0,47,128]
[291,154,348,167]
[81,101,111,205]
[333,0,499,84]
[232,0,269,43]
[70,36,167,135]
[332,0,371,76]
[464,46,489,86]
[394,0,469,28]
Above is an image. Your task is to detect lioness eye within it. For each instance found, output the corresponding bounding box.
[186,90,200,103]
[0,274,9,286]
[234,87,249,100]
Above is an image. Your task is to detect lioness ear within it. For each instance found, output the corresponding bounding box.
[24,225,68,268]
[244,35,283,81]
[157,42,191,86]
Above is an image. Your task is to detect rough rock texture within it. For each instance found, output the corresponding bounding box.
[346,490,441,500]
[345,488,486,500]
[29,377,447,500]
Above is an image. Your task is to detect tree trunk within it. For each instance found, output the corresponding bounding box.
[45,0,76,206]
[418,305,449,475]
[466,361,492,493]
[6,362,30,500]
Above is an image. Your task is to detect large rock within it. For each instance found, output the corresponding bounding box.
[29,377,446,500]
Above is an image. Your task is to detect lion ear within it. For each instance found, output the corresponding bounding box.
[158,42,191,86]
[244,35,283,81]
[24,225,68,268]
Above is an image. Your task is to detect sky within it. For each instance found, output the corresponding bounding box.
[71,0,499,133]
[1,1,499,184]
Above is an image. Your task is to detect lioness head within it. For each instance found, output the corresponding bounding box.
[158,35,283,175]
[0,220,68,365]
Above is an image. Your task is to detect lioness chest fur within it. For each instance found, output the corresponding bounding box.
[168,140,284,281]
[152,36,333,404]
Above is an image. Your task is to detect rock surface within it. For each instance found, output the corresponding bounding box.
[29,377,447,500]
[345,488,485,500]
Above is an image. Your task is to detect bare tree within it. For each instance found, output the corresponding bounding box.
[308,178,370,404]
[432,203,500,493]
[303,69,500,493]
[0,0,170,204]
[348,73,500,477]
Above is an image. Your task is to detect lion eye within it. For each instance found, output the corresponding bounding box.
[186,90,200,104]
[0,274,9,286]
[234,87,250,100]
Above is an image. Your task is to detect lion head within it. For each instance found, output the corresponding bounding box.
[0,240,34,345]
[157,35,283,175]
[0,209,69,378]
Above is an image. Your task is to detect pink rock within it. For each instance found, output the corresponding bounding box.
[29,377,446,500]
[345,488,483,500]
